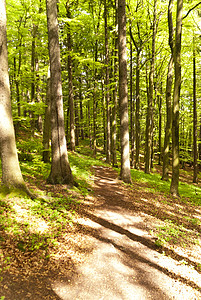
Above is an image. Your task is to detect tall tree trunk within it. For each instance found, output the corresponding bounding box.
[145,0,157,174]
[112,4,118,167]
[46,0,73,185]
[135,49,141,170]
[158,86,162,165]
[74,95,79,147]
[199,119,201,162]
[193,37,198,183]
[118,0,132,183]
[42,68,51,163]
[130,37,135,168]
[0,0,32,195]
[105,0,111,164]
[79,77,84,140]
[66,5,75,152]
[170,0,183,197]
[162,56,173,180]
[162,0,174,181]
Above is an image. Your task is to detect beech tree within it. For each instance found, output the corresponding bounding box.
[46,0,74,184]
[162,0,174,181]
[118,0,132,183]
[0,0,32,196]
[170,0,183,197]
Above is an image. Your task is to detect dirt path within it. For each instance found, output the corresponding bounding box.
[51,166,201,300]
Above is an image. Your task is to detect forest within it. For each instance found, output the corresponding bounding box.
[0,0,201,298]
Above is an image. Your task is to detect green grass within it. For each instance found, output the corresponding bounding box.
[130,168,201,205]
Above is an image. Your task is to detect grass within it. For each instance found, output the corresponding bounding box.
[130,167,201,205]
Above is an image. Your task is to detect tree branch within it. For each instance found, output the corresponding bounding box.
[183,1,201,20]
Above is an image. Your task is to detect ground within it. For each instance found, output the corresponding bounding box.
[1,165,201,299]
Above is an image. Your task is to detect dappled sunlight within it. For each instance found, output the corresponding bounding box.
[12,203,49,234]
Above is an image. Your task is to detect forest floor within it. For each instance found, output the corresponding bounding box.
[1,163,201,299]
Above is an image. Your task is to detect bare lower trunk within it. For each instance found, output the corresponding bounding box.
[0,0,32,196]
[46,0,73,185]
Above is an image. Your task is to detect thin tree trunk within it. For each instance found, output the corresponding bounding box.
[105,0,111,164]
[42,68,51,162]
[130,37,135,168]
[158,86,162,165]
[170,0,183,197]
[118,0,132,183]
[193,37,198,183]
[46,0,74,185]
[162,0,174,180]
[79,77,84,140]
[66,5,75,152]
[112,4,118,167]
[145,0,157,174]
[162,56,173,180]
[135,49,141,169]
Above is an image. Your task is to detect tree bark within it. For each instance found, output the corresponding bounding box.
[162,56,173,180]
[130,37,135,168]
[46,0,73,185]
[112,3,118,167]
[162,0,174,181]
[0,0,31,195]
[105,0,111,164]
[170,0,183,197]
[135,49,141,170]
[193,37,198,183]
[118,0,132,183]
[145,0,157,174]
[158,87,162,165]
[66,5,75,152]
[42,68,51,163]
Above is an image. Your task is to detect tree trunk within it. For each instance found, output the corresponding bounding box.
[135,49,141,170]
[193,38,198,183]
[79,77,84,140]
[42,68,51,163]
[112,5,118,167]
[0,0,31,195]
[158,87,162,165]
[66,5,75,152]
[162,56,173,180]
[145,0,157,174]
[162,0,174,181]
[118,0,132,183]
[46,0,73,185]
[105,0,111,164]
[170,0,183,197]
[130,37,135,168]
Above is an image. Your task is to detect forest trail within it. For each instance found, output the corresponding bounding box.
[51,166,201,300]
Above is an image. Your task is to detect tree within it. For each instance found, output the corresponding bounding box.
[66,3,76,152]
[193,36,198,183]
[118,0,132,183]
[0,0,32,196]
[170,0,183,197]
[162,0,174,181]
[145,0,157,174]
[46,0,74,185]
[105,0,111,164]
